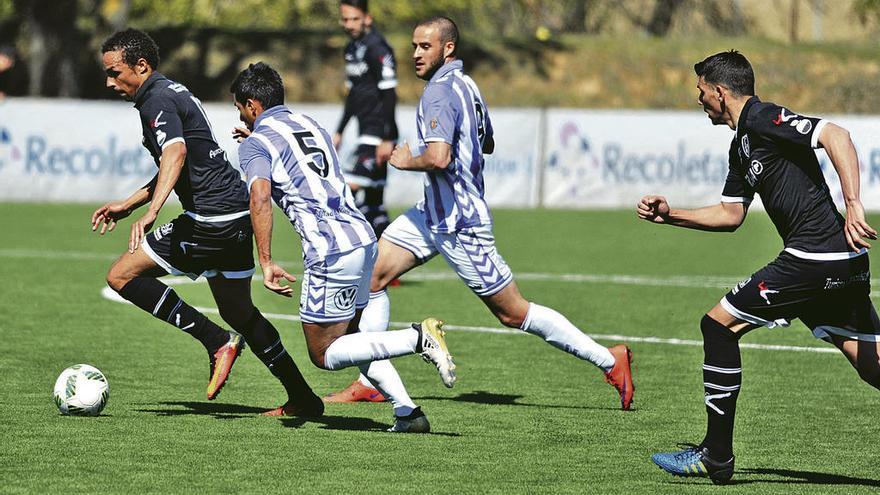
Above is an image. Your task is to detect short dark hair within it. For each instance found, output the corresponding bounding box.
[694,50,754,96]
[230,62,285,109]
[416,16,459,57]
[340,0,368,12]
[101,28,160,70]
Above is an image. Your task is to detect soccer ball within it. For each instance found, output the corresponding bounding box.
[53,364,109,416]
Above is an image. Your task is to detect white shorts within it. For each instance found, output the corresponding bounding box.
[299,243,377,324]
[382,207,513,297]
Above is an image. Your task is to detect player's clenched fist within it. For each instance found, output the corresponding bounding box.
[388,142,411,170]
[637,195,670,223]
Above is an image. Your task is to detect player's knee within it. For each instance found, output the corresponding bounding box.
[496,308,526,329]
[106,266,129,293]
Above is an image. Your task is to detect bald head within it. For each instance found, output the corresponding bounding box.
[415,16,458,57]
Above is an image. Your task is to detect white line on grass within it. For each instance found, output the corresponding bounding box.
[99,286,839,354]
[7,248,880,294]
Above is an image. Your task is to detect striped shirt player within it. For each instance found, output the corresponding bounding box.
[367,17,634,413]
[383,59,512,296]
[238,105,376,323]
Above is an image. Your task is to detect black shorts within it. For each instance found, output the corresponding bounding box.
[143,212,255,280]
[722,251,880,342]
[343,143,387,188]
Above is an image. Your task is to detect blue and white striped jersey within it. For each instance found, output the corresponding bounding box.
[238,106,376,268]
[416,60,494,233]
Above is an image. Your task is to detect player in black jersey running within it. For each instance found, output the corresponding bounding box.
[334,0,398,239]
[639,51,880,484]
[91,29,322,416]
[325,0,400,404]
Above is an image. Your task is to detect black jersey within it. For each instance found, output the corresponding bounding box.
[337,30,398,141]
[722,96,852,257]
[134,72,249,217]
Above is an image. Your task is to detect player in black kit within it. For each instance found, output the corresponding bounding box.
[638,51,880,483]
[334,0,398,238]
[325,0,400,404]
[92,29,322,416]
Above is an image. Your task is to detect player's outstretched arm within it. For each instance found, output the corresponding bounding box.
[637,195,747,232]
[249,178,295,297]
[818,122,878,251]
[127,141,187,253]
[90,175,157,235]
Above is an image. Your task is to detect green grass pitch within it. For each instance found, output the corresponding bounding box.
[1,203,878,494]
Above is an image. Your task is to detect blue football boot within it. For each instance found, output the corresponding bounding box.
[651,444,735,484]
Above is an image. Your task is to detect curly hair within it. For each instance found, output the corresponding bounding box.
[101,28,160,70]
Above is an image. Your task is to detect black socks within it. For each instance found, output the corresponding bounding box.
[700,314,742,461]
[118,277,229,352]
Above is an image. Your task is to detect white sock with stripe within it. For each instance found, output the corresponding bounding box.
[356,290,391,387]
[358,360,417,417]
[323,328,419,370]
[521,302,615,371]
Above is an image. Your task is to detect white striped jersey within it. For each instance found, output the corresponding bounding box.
[415,60,494,233]
[238,106,376,268]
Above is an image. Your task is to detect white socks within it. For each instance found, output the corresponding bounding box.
[323,327,419,370]
[357,290,392,387]
[521,302,615,372]
[358,361,417,417]
[354,290,417,416]
[360,290,390,332]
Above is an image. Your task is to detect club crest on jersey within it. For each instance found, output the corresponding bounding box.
[430,118,438,130]
[758,280,778,305]
[333,285,358,311]
[740,135,750,157]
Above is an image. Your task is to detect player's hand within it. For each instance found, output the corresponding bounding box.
[389,142,412,170]
[232,126,251,142]
[844,199,878,251]
[637,195,671,223]
[260,260,296,297]
[332,132,342,150]
[128,210,158,253]
[91,201,131,235]
[376,140,394,166]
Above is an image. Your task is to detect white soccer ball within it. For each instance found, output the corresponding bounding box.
[53,364,109,416]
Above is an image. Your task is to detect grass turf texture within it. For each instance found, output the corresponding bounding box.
[1,203,879,494]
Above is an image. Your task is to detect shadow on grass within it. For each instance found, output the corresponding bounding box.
[137,402,462,435]
[279,415,461,437]
[415,390,621,411]
[732,468,880,487]
[136,401,267,419]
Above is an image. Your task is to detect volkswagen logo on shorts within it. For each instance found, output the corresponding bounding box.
[333,286,358,310]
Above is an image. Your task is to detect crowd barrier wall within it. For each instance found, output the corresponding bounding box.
[2,98,880,211]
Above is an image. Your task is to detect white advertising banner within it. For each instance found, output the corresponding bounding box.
[542,108,880,211]
[3,98,880,211]
[543,109,741,209]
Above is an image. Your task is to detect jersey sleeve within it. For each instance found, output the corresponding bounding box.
[367,42,397,90]
[238,135,273,189]
[721,140,754,205]
[139,96,184,152]
[748,103,828,149]
[421,83,458,145]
